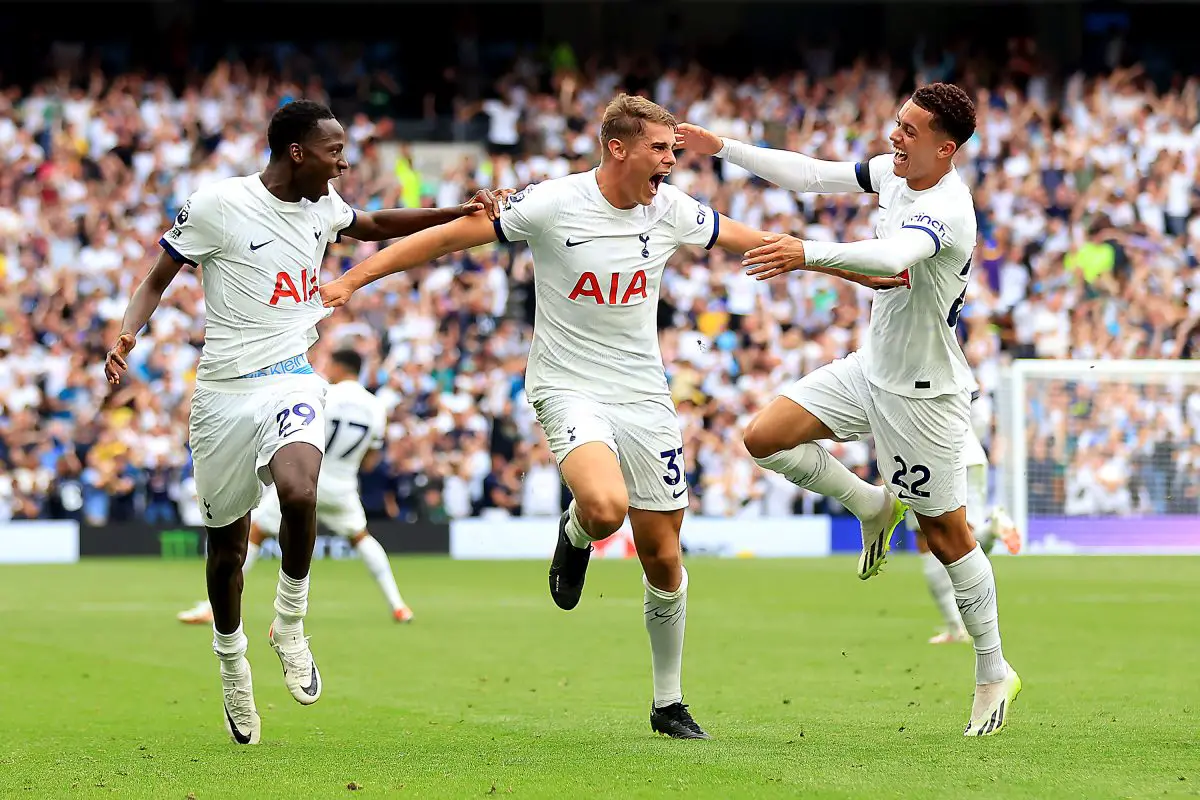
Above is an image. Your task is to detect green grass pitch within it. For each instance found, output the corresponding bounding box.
[0,554,1196,799]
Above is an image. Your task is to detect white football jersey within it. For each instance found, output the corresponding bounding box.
[858,155,978,398]
[495,170,719,403]
[159,175,356,381]
[320,380,387,490]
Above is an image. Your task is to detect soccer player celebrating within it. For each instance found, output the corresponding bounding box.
[176,348,413,628]
[104,100,503,745]
[677,83,1021,736]
[321,93,902,739]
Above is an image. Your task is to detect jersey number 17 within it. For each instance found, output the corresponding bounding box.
[326,419,370,459]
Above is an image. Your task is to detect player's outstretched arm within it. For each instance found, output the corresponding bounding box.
[676,123,873,194]
[105,250,185,385]
[340,189,510,242]
[321,213,499,308]
[743,227,936,282]
[712,215,908,291]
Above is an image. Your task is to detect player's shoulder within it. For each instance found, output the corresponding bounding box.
[654,180,709,217]
[522,172,592,202]
[912,172,975,225]
[654,180,689,204]
[502,172,592,224]
[330,380,381,404]
[196,175,257,203]
[865,153,896,190]
[182,176,263,224]
[312,182,350,210]
[169,177,250,238]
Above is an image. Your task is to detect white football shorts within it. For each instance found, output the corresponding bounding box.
[189,373,328,528]
[530,392,688,512]
[782,351,970,518]
[252,478,368,539]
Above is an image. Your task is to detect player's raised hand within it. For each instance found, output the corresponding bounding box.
[675,123,724,156]
[104,332,136,385]
[743,234,807,281]
[320,278,354,309]
[462,189,513,221]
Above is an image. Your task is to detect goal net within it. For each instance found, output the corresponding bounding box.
[994,360,1200,554]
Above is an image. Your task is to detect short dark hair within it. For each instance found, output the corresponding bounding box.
[331,348,363,375]
[912,83,976,148]
[267,100,335,159]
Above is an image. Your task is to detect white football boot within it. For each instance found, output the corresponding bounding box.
[268,623,322,705]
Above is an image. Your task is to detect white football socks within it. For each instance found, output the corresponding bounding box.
[922,552,964,632]
[754,444,886,520]
[564,500,599,549]
[944,545,1007,684]
[212,623,248,676]
[644,567,688,709]
[355,534,406,612]
[272,569,309,639]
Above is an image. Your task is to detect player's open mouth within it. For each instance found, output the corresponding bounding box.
[892,147,908,165]
[649,173,668,195]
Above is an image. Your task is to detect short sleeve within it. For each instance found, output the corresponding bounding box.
[325,186,357,242]
[661,184,719,250]
[160,188,224,266]
[900,196,959,256]
[494,183,558,244]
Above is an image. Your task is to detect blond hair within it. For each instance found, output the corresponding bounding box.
[598,93,677,159]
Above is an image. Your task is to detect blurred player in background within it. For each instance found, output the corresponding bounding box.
[321,93,901,739]
[917,422,1021,643]
[105,99,503,745]
[679,83,1021,736]
[177,348,413,627]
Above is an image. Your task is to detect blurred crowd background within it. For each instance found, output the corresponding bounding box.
[1,4,1198,525]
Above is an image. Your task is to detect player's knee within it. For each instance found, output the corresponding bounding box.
[575,493,628,536]
[640,543,682,581]
[921,513,973,563]
[275,480,317,515]
[742,416,789,460]
[207,538,247,575]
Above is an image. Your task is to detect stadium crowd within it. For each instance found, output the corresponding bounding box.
[1,47,1198,525]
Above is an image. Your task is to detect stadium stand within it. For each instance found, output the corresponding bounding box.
[1,43,1197,525]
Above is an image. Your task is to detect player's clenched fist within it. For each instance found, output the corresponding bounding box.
[743,234,807,280]
[320,278,354,308]
[675,123,724,156]
[104,332,136,385]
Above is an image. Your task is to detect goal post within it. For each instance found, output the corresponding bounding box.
[996,359,1200,554]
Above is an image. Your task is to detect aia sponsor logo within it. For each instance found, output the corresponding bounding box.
[568,270,648,305]
[270,268,320,305]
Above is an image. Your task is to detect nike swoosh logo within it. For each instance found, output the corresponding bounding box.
[249,240,273,251]
[672,487,687,499]
[565,238,592,247]
[313,230,322,241]
[225,705,252,744]
[300,659,319,696]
